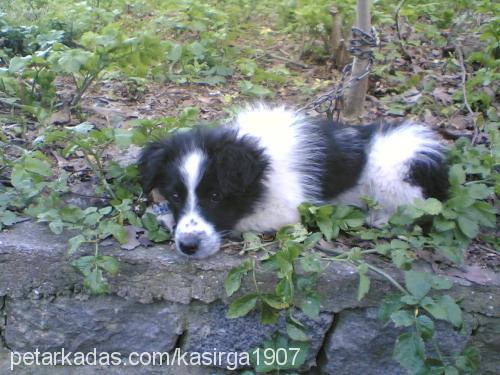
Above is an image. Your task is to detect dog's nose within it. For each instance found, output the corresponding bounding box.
[178,237,200,255]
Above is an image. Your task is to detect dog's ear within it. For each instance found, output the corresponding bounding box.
[214,143,267,194]
[138,141,169,193]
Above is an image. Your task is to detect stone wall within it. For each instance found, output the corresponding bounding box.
[0,222,499,374]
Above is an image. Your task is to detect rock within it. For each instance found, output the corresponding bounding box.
[4,297,185,354]
[319,308,473,375]
[470,314,500,375]
[182,303,333,370]
[1,222,500,374]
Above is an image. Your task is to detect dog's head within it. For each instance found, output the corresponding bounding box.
[139,128,269,258]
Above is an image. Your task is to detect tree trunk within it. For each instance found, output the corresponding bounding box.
[330,6,349,69]
[343,0,371,120]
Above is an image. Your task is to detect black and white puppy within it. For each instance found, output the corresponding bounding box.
[139,106,448,259]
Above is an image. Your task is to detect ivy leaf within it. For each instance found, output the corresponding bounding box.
[227,293,258,319]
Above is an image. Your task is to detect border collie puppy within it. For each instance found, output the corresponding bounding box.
[139,106,448,259]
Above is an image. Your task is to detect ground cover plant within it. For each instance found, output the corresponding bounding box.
[0,0,498,374]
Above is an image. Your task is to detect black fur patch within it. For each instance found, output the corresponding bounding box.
[138,127,270,230]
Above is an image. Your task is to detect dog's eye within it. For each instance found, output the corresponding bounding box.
[210,191,222,202]
[170,192,181,202]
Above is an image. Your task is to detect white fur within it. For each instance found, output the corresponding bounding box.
[175,151,220,258]
[234,106,316,231]
[333,122,442,226]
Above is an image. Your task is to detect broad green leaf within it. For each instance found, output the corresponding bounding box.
[227,293,258,319]
[416,315,434,340]
[300,254,322,273]
[449,165,465,186]
[457,216,479,238]
[300,292,320,319]
[96,255,119,275]
[84,268,108,294]
[357,265,370,301]
[262,294,289,309]
[224,260,252,297]
[378,294,404,321]
[413,198,443,215]
[405,271,432,299]
[393,332,425,372]
[9,55,32,73]
[49,220,64,234]
[68,234,86,254]
[71,256,95,276]
[286,323,309,341]
[390,310,414,327]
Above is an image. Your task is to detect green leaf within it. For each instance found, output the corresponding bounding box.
[9,55,32,73]
[49,220,64,235]
[300,254,322,273]
[286,323,309,341]
[68,234,86,254]
[225,260,252,297]
[413,198,443,215]
[390,310,414,327]
[317,217,334,240]
[437,295,463,328]
[57,49,92,73]
[431,275,453,290]
[444,366,459,375]
[260,302,280,325]
[71,256,95,276]
[24,156,52,176]
[378,294,404,321]
[84,268,108,294]
[357,264,370,301]
[96,255,119,275]
[300,292,320,319]
[227,293,258,319]
[405,271,432,299]
[393,332,425,372]
[457,216,479,238]
[262,294,289,309]
[421,296,448,321]
[416,315,434,340]
[455,347,480,373]
[449,165,465,186]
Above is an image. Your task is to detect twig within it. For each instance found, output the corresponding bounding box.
[455,45,479,145]
[265,53,308,69]
[364,262,408,294]
[395,0,412,62]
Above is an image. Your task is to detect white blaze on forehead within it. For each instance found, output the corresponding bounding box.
[180,150,205,211]
[176,150,220,258]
